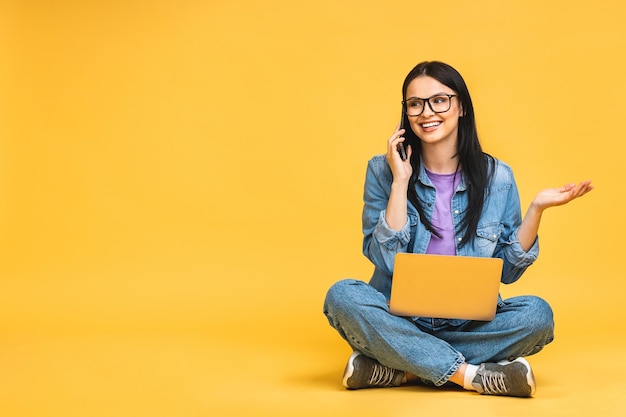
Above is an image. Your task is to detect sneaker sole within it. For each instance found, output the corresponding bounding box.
[497,357,536,396]
[342,351,361,388]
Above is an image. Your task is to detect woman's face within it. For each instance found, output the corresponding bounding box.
[404,75,463,147]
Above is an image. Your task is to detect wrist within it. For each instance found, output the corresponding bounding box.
[527,201,545,217]
[391,180,410,190]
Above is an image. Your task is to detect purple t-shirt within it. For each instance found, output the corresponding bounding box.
[425,169,461,256]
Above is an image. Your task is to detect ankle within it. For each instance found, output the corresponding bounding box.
[448,362,467,387]
[462,364,479,390]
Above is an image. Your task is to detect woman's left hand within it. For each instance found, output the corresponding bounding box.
[531,180,594,211]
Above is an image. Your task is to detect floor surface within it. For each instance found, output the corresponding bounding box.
[1,308,624,417]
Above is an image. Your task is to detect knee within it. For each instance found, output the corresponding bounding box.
[519,296,554,336]
[323,279,383,320]
[323,279,360,331]
[324,279,366,314]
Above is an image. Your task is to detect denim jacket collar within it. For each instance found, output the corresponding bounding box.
[416,160,467,192]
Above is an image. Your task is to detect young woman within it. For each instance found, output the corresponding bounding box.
[323,61,593,397]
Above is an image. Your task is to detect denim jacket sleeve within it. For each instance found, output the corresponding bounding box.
[486,161,540,284]
[361,156,410,276]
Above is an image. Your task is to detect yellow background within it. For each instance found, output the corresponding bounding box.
[1,0,624,416]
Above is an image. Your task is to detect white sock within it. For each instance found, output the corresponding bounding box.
[463,364,479,391]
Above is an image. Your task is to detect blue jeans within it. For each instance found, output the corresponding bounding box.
[323,279,555,386]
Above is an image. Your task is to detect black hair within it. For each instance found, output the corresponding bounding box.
[401,61,494,247]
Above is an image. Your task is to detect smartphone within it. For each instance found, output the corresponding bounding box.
[397,142,407,161]
[397,110,407,160]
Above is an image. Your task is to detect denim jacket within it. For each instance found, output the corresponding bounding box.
[363,154,539,300]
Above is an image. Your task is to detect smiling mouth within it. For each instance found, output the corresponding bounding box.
[420,121,442,129]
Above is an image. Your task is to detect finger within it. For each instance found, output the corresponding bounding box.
[581,180,593,193]
[562,181,590,197]
[388,130,406,150]
[576,183,594,198]
[391,125,406,136]
[567,181,593,200]
[576,180,593,192]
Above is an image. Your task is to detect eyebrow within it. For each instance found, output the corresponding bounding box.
[406,92,450,100]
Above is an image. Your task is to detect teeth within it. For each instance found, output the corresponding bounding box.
[421,121,441,128]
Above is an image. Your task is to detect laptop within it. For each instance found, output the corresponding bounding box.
[389,253,503,321]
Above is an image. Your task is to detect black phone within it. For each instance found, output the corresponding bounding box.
[397,110,407,160]
[397,142,407,161]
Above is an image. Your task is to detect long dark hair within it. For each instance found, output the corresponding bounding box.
[401,61,494,247]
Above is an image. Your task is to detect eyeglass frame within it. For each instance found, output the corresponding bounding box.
[402,94,457,116]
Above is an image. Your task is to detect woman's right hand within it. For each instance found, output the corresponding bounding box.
[386,124,412,184]
[384,124,412,231]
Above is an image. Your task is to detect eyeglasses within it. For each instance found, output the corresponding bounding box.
[402,94,457,117]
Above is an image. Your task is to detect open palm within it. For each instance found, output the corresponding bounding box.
[533,180,594,210]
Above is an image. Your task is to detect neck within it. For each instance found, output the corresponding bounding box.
[421,145,460,174]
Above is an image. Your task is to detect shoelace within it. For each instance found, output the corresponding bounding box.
[478,370,508,395]
[368,363,397,386]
